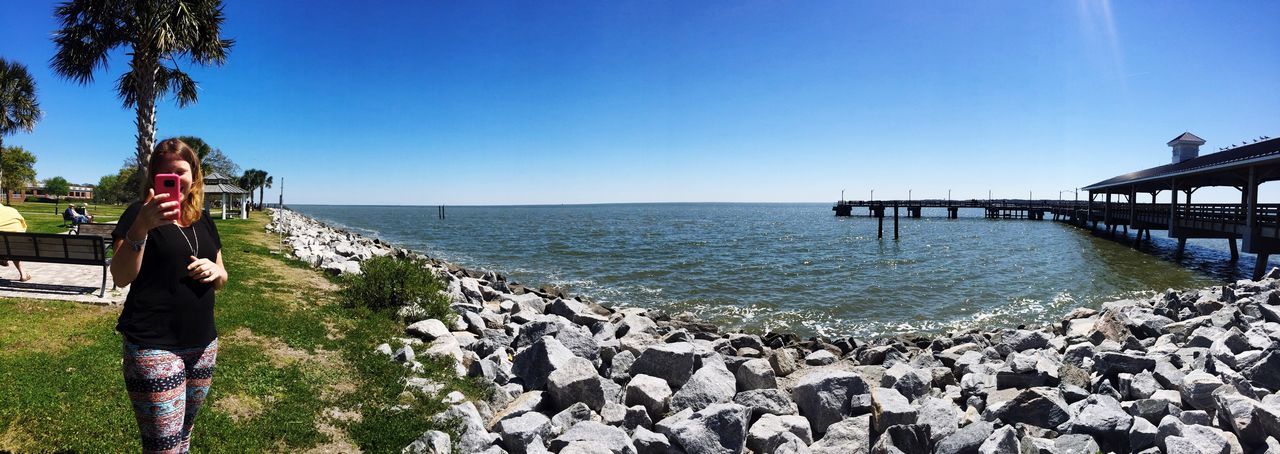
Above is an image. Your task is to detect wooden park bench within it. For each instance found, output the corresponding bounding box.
[0,231,109,297]
[74,222,117,257]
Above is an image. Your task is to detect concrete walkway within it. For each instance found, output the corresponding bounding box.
[0,261,127,305]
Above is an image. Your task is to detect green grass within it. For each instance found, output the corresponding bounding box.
[8,201,128,234]
[0,212,480,453]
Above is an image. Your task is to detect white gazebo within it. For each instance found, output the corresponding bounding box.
[203,171,249,220]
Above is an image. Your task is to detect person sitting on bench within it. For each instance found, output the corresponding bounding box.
[77,204,94,222]
[65,205,90,224]
[0,205,32,281]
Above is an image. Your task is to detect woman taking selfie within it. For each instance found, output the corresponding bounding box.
[112,138,228,453]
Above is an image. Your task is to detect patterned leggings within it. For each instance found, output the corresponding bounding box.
[122,339,219,454]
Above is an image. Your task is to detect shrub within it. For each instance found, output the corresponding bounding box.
[341,255,454,323]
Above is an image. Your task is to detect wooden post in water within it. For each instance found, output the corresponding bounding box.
[893,205,900,240]
[878,214,884,238]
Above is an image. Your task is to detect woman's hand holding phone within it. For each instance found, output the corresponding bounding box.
[126,189,181,242]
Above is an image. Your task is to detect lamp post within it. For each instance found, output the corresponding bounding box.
[871,189,874,202]
[908,189,912,203]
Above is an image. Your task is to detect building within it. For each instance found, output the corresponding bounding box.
[6,184,94,201]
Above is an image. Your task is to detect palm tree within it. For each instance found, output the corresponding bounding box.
[50,0,233,178]
[0,58,43,206]
[238,168,263,208]
[258,174,272,210]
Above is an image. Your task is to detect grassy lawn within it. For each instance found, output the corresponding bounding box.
[10,201,128,234]
[0,211,478,453]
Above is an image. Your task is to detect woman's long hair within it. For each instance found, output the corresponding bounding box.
[146,138,205,225]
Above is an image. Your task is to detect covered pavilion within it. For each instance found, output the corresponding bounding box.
[203,171,249,220]
[1081,132,1280,278]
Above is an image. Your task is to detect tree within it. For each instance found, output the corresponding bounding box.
[0,146,37,204]
[203,147,240,177]
[0,58,42,205]
[239,168,265,208]
[94,173,121,204]
[44,176,71,198]
[259,174,272,209]
[51,1,233,178]
[175,135,212,161]
[94,164,140,204]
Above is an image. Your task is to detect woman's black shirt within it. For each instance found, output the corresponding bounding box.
[112,203,222,348]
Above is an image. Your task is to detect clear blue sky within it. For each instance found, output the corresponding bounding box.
[2,1,1278,205]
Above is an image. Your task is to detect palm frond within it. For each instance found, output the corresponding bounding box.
[112,70,139,108]
[155,66,198,107]
[0,59,43,135]
[50,0,127,84]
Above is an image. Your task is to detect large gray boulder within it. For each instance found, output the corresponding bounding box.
[553,326,600,362]
[406,318,452,342]
[770,348,800,377]
[1180,370,1225,411]
[630,427,674,454]
[625,374,673,421]
[548,357,607,412]
[871,424,931,454]
[736,358,777,391]
[663,403,751,454]
[495,412,552,454]
[733,388,799,420]
[670,358,736,412]
[977,425,1018,454]
[631,342,702,389]
[1053,434,1101,454]
[934,420,993,454]
[1001,329,1051,352]
[916,396,960,442]
[487,391,546,430]
[871,387,916,434]
[791,371,872,436]
[988,387,1071,430]
[432,401,499,453]
[512,336,577,391]
[746,414,813,454]
[881,363,930,402]
[1070,395,1133,447]
[1246,349,1280,392]
[1213,387,1266,447]
[549,421,636,454]
[809,415,871,454]
[403,430,451,454]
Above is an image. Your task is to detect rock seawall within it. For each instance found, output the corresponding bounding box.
[270,208,1280,453]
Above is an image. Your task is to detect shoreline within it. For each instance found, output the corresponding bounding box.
[268,207,1280,453]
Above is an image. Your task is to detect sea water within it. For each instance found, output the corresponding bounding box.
[292,203,1256,338]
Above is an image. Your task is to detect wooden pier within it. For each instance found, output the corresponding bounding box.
[832,133,1280,279]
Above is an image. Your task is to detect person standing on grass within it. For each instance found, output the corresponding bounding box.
[0,203,31,281]
[112,138,227,454]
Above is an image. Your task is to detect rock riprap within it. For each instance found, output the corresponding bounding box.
[268,209,1280,453]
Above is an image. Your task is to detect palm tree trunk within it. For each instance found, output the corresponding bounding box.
[259,185,264,210]
[132,57,159,194]
[0,136,7,206]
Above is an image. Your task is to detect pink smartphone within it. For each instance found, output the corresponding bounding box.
[154,173,182,214]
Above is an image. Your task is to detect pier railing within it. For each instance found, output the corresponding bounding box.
[837,200,1280,230]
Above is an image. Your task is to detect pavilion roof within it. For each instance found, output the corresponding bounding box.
[1082,137,1280,192]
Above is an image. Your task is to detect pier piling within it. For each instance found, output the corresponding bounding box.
[893,205,899,240]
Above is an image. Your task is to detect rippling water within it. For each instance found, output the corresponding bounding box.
[291,203,1266,338]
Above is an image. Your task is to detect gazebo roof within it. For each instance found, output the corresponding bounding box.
[204,172,248,194]
[205,182,249,195]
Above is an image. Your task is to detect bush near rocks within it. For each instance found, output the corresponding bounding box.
[341,255,453,322]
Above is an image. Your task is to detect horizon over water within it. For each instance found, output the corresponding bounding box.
[292,203,1264,338]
